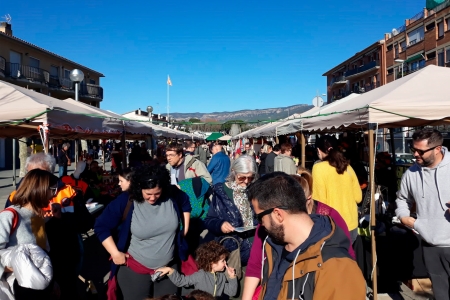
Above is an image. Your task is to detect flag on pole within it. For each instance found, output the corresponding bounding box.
[167,75,172,86]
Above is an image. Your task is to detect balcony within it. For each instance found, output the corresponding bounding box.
[80,83,103,99]
[5,63,50,84]
[330,75,347,88]
[344,60,380,79]
[0,56,5,77]
[48,77,103,100]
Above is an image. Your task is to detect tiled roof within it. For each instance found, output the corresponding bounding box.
[0,31,104,77]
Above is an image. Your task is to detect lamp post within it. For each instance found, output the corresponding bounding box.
[147,106,154,157]
[394,59,404,80]
[69,69,85,102]
[394,59,405,153]
[147,106,153,123]
[69,69,85,166]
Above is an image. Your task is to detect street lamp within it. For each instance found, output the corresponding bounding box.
[69,69,84,166]
[69,69,84,102]
[147,106,153,123]
[394,59,404,80]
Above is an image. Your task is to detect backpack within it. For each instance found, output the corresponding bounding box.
[185,157,199,177]
[178,177,212,220]
[1,208,19,235]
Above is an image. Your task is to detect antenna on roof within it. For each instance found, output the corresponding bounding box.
[2,14,12,24]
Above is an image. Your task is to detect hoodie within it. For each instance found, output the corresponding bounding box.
[395,146,450,246]
[273,154,297,175]
[259,215,365,300]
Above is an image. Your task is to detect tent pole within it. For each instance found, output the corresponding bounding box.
[301,133,306,168]
[369,123,378,299]
[12,138,16,188]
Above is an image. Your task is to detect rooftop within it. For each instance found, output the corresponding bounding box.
[0,29,104,77]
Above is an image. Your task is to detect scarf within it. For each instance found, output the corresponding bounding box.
[227,181,253,227]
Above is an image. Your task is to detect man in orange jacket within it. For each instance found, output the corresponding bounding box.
[247,172,366,300]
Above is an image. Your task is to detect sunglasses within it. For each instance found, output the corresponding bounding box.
[410,145,440,156]
[236,175,255,182]
[256,206,289,223]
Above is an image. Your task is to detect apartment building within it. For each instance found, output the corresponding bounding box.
[0,21,104,169]
[323,41,387,104]
[0,22,104,107]
[386,3,450,82]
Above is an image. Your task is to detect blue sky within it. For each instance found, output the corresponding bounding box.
[4,0,424,115]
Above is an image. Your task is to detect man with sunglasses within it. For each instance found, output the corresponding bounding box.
[247,172,365,300]
[396,128,450,300]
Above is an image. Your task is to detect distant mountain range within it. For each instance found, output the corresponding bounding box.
[170,104,313,122]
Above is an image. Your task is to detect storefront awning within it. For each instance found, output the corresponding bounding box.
[404,53,423,64]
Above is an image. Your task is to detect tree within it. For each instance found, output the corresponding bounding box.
[189,118,201,123]
[221,120,245,133]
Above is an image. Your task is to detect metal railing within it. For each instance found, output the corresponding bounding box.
[0,56,5,76]
[80,83,103,99]
[330,75,346,85]
[344,60,379,77]
[5,63,50,83]
[409,10,424,23]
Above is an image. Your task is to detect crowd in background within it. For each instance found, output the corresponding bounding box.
[1,128,448,299]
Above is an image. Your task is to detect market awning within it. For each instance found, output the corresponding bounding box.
[404,53,423,64]
[206,132,223,141]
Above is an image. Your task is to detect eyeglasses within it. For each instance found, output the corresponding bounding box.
[256,206,289,223]
[49,186,58,197]
[236,175,255,182]
[166,153,179,158]
[410,145,440,156]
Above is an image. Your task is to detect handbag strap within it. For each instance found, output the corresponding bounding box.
[219,236,241,250]
[1,208,19,235]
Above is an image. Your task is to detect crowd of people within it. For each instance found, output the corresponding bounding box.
[0,127,449,299]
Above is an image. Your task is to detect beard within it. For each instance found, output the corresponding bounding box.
[267,216,285,244]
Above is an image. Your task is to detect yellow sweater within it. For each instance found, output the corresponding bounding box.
[312,161,362,231]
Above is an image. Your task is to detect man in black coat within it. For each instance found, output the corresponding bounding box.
[265,144,280,174]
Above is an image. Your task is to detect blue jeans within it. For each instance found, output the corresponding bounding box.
[59,165,67,178]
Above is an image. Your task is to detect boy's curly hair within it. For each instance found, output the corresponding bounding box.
[195,241,229,272]
[187,290,215,300]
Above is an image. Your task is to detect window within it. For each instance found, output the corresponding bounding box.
[427,51,436,60]
[447,18,450,31]
[446,48,450,63]
[28,57,40,78]
[89,79,96,85]
[50,66,58,77]
[407,27,424,46]
[387,44,393,51]
[400,41,406,52]
[438,50,445,66]
[64,69,71,79]
[29,57,39,68]
[387,68,394,75]
[426,22,435,31]
[410,59,426,72]
[394,44,399,58]
[438,21,444,38]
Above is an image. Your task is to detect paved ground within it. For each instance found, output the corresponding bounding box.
[0,162,434,300]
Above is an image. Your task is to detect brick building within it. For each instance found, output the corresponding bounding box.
[323,41,387,104]
[386,3,450,82]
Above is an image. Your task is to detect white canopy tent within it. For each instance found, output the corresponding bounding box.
[302,65,450,131]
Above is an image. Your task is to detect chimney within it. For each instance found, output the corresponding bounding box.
[0,22,12,36]
[138,108,141,115]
